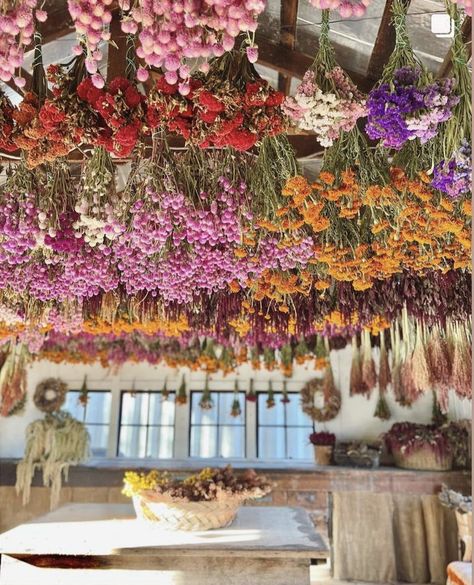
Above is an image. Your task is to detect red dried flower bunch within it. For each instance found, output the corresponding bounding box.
[77,76,147,157]
[148,51,287,151]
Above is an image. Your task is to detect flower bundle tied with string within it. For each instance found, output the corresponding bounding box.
[431,0,472,200]
[13,40,98,168]
[365,0,459,176]
[277,124,391,293]
[148,48,287,151]
[283,10,366,148]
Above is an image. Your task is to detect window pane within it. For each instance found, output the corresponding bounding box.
[219,425,245,458]
[191,392,219,425]
[149,393,175,426]
[118,425,147,458]
[87,424,109,457]
[63,391,85,421]
[258,393,285,425]
[285,395,312,426]
[258,427,286,459]
[190,425,217,458]
[147,426,174,458]
[85,392,111,424]
[218,392,245,425]
[121,392,149,425]
[287,427,314,460]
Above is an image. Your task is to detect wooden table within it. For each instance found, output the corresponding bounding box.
[0,503,328,585]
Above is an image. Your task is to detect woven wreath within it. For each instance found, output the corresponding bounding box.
[34,378,68,413]
[300,378,341,422]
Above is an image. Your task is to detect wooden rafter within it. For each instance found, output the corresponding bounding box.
[107,14,128,82]
[256,36,372,92]
[366,0,412,82]
[278,0,299,95]
[438,16,472,78]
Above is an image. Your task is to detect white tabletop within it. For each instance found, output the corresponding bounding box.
[0,504,328,559]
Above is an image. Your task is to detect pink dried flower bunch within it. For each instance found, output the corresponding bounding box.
[0,0,45,87]
[67,0,112,88]
[120,0,266,91]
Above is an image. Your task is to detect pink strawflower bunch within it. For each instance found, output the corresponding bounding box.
[0,0,45,87]
[120,0,266,92]
[307,0,371,18]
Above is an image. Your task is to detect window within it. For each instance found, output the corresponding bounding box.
[190,392,246,458]
[118,391,175,458]
[63,390,111,457]
[257,393,313,460]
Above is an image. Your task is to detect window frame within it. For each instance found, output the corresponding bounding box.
[188,390,248,459]
[256,391,313,460]
[63,388,112,458]
[58,372,313,463]
[117,389,177,459]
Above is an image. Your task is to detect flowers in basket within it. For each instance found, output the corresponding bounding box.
[123,466,271,530]
[310,432,336,466]
[283,10,366,147]
[383,422,469,470]
[309,431,336,447]
[123,466,271,502]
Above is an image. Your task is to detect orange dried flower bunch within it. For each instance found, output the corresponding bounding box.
[82,316,190,337]
[271,166,471,293]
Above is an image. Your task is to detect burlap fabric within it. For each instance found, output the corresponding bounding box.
[332,492,459,584]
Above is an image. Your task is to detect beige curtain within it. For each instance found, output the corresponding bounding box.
[332,492,459,584]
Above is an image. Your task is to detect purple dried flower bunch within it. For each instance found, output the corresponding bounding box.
[432,140,472,199]
[366,67,459,150]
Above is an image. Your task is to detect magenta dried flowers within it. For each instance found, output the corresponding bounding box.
[283,10,366,147]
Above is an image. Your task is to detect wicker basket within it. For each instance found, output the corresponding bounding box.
[393,445,453,471]
[132,492,241,531]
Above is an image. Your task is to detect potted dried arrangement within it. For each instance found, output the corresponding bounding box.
[309,431,336,466]
[123,465,271,531]
[384,422,456,471]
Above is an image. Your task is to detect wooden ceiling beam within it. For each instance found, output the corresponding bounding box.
[438,16,472,78]
[366,0,412,82]
[107,14,128,82]
[278,0,299,95]
[256,35,372,92]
